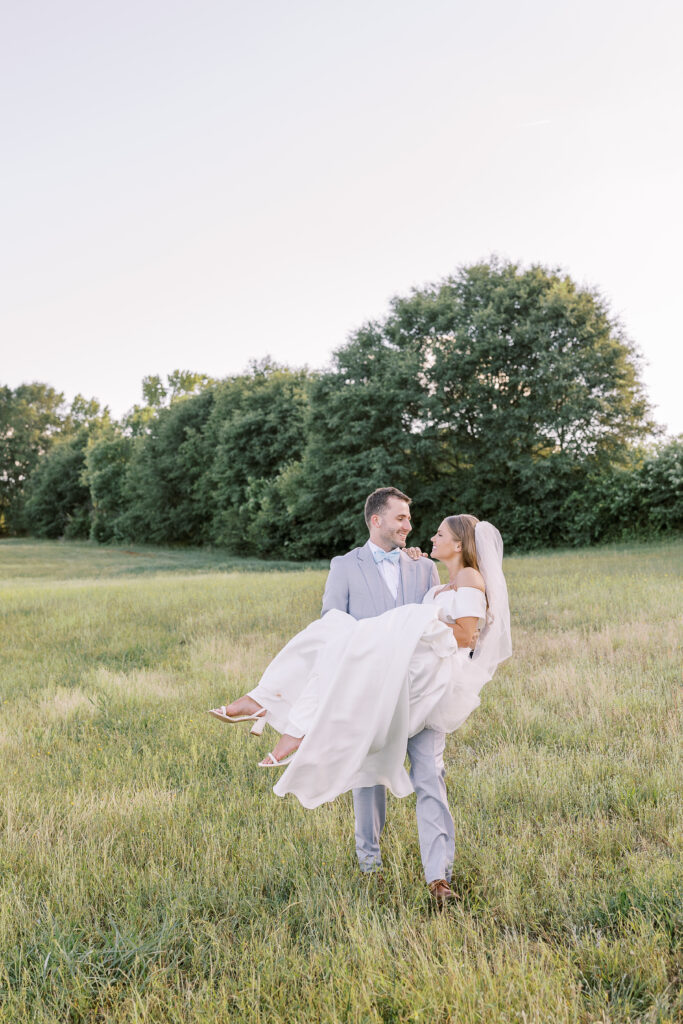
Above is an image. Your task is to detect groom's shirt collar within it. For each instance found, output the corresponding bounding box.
[367,540,399,559]
[367,540,401,599]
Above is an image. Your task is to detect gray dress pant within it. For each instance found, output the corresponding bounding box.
[352,728,455,884]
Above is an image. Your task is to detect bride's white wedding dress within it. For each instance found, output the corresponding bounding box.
[247,520,511,809]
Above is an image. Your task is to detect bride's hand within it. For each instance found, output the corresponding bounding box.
[405,546,430,560]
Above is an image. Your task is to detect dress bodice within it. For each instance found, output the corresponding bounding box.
[422,585,487,627]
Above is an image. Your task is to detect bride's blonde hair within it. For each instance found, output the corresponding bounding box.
[445,514,480,570]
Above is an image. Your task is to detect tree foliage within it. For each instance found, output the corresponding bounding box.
[115,388,216,544]
[282,326,424,556]
[0,383,65,533]
[4,260,677,554]
[21,398,111,539]
[23,432,92,538]
[84,432,133,542]
[415,261,655,546]
[292,260,658,551]
[201,360,312,556]
[569,437,683,544]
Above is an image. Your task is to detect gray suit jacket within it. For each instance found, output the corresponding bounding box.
[321,540,440,620]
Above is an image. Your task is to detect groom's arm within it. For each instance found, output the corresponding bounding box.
[321,555,349,617]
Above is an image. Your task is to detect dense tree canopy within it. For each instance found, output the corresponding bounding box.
[3,259,678,554]
[115,388,216,544]
[0,383,65,532]
[0,386,109,534]
[288,260,658,551]
[85,433,133,543]
[201,361,312,556]
[23,432,92,539]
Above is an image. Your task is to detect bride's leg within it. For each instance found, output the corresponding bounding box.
[258,659,335,763]
[222,695,263,717]
[255,680,317,765]
[282,673,321,736]
[224,614,342,735]
[258,732,303,765]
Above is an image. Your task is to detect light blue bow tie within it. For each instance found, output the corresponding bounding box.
[373,548,400,565]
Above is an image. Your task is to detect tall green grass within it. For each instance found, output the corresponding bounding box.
[0,538,681,1023]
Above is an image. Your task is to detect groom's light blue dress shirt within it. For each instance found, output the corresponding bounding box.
[368,540,400,600]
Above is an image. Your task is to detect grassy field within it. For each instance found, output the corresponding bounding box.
[0,537,681,1023]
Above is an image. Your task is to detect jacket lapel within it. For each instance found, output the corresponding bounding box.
[357,542,390,615]
[398,550,418,605]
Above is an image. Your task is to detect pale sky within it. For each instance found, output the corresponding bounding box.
[2,0,682,433]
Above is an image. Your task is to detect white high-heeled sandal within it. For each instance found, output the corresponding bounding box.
[207,706,267,736]
[258,750,296,768]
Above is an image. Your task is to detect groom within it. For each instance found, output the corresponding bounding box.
[321,486,457,904]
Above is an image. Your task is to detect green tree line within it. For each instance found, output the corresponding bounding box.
[2,260,681,555]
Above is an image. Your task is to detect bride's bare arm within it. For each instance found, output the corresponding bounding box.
[449,566,485,647]
[451,616,479,648]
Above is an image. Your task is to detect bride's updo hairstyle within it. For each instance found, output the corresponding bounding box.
[445,514,481,570]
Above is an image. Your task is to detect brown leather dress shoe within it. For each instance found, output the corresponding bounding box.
[428,878,458,907]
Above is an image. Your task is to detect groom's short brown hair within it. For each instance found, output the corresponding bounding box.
[364,486,411,527]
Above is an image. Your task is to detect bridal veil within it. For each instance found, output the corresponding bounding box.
[469,520,512,692]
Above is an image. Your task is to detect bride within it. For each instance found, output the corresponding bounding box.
[209,515,511,809]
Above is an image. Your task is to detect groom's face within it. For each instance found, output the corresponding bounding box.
[371,497,412,550]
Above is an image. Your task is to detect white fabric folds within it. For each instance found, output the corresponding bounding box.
[269,604,446,807]
[247,521,511,809]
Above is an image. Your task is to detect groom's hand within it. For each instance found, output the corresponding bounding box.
[405,546,430,560]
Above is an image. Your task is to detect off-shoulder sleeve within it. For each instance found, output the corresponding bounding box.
[452,587,487,620]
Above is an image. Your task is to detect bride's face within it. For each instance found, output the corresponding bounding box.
[430,520,461,561]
